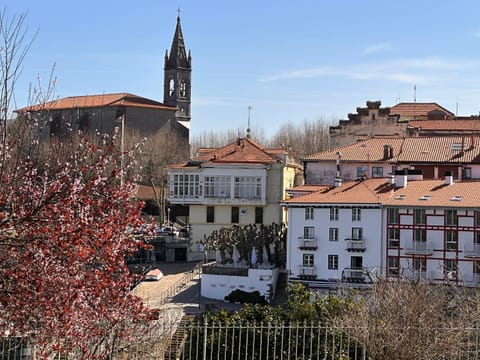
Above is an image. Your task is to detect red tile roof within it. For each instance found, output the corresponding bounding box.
[304,136,480,164]
[408,119,480,131]
[303,138,405,162]
[16,93,176,112]
[284,178,480,208]
[390,102,454,117]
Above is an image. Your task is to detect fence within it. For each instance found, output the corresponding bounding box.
[4,321,480,359]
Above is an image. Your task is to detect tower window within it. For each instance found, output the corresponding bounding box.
[169,79,175,96]
[180,80,186,97]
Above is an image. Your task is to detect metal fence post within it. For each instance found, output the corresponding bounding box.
[203,317,208,360]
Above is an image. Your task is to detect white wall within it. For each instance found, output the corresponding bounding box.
[287,205,383,282]
[201,268,280,302]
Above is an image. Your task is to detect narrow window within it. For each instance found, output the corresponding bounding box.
[305,207,314,220]
[352,227,363,240]
[255,207,263,224]
[414,209,425,225]
[330,207,339,221]
[388,208,399,224]
[388,228,399,248]
[328,255,338,270]
[169,78,175,96]
[329,228,339,242]
[206,206,215,223]
[387,256,399,276]
[445,230,457,251]
[304,227,315,239]
[414,229,426,243]
[231,207,239,224]
[446,209,457,226]
[352,207,361,221]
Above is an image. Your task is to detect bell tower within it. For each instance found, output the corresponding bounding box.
[164,15,192,125]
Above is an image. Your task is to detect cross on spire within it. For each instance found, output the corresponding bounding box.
[177,8,181,18]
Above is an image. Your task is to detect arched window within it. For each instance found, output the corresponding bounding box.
[180,80,186,97]
[169,79,175,96]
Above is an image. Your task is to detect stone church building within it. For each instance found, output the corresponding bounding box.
[16,16,192,143]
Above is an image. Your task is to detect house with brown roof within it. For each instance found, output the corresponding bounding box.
[283,172,480,289]
[167,137,303,260]
[329,101,465,147]
[303,136,480,185]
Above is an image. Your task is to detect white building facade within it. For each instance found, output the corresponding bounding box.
[284,174,480,289]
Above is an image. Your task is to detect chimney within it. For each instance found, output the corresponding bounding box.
[394,169,408,188]
[334,151,342,187]
[389,173,395,185]
[445,170,454,185]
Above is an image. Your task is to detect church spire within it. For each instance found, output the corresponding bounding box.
[163,13,192,124]
[165,15,190,69]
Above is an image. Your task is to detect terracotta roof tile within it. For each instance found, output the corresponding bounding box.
[303,138,405,162]
[398,137,480,163]
[284,178,390,205]
[390,102,454,117]
[408,119,480,131]
[193,138,280,165]
[304,136,480,164]
[16,93,176,112]
[284,178,480,208]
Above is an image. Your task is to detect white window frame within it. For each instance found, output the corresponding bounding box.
[329,228,339,242]
[352,227,363,240]
[330,207,339,221]
[303,253,314,267]
[303,226,315,239]
[328,255,338,270]
[234,176,261,199]
[352,207,361,221]
[305,207,314,220]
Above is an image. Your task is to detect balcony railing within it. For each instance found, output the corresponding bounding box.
[405,241,433,255]
[342,267,372,283]
[403,269,429,282]
[298,266,317,279]
[344,238,366,252]
[297,237,318,250]
[464,243,480,258]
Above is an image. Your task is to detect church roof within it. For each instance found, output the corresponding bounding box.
[165,16,190,69]
[16,93,177,112]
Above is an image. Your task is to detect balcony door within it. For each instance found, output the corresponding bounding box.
[351,256,363,269]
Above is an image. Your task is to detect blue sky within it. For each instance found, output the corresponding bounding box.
[5,1,480,138]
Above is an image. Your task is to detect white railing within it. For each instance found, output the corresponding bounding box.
[298,266,317,276]
[297,237,317,248]
[345,238,366,251]
[405,241,433,255]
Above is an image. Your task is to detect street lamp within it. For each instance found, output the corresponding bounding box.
[167,207,171,225]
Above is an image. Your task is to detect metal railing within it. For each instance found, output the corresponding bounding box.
[405,241,433,255]
[298,266,317,276]
[5,322,480,359]
[297,237,318,249]
[140,262,202,309]
[344,238,366,251]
